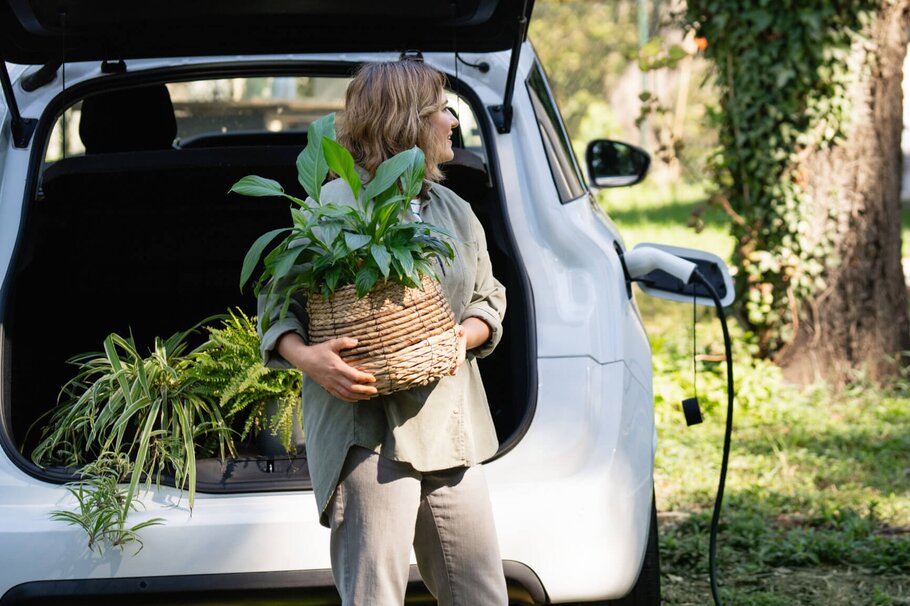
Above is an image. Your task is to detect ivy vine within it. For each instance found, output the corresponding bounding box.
[683,0,879,355]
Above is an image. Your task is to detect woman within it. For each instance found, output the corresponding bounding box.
[258,60,508,606]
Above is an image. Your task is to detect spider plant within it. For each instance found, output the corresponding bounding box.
[50,451,165,555]
[187,309,302,452]
[229,112,455,331]
[31,327,233,515]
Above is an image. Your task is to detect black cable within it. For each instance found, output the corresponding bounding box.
[455,52,490,73]
[689,268,734,606]
[628,261,733,605]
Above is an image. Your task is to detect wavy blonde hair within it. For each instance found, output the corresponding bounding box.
[337,61,449,185]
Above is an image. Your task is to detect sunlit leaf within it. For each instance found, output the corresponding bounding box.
[365,150,412,200]
[229,175,285,198]
[322,138,362,199]
[297,113,335,202]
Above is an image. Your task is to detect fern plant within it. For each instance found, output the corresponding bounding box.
[229,112,455,331]
[188,309,302,452]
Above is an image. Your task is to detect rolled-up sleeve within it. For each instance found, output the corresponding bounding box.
[461,213,507,359]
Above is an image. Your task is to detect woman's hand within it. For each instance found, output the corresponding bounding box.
[277,333,377,402]
[451,317,492,374]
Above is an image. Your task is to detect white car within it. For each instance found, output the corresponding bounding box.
[0,1,732,604]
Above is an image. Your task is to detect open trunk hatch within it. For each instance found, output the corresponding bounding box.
[1,0,534,64]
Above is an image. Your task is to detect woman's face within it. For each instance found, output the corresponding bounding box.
[427,92,459,163]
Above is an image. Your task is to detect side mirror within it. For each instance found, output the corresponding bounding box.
[585,140,650,188]
[630,243,734,307]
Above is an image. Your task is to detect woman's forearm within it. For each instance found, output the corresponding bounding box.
[462,317,491,350]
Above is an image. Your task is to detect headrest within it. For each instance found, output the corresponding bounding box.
[79,85,177,154]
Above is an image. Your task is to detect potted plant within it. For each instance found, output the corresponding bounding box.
[188,309,303,456]
[230,113,459,395]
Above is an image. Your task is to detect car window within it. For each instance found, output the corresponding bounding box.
[43,76,484,164]
[526,61,587,203]
[43,76,350,161]
[170,76,349,145]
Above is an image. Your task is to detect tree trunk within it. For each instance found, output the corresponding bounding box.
[778,0,910,385]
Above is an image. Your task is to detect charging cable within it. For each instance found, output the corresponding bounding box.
[621,247,734,605]
[687,269,734,606]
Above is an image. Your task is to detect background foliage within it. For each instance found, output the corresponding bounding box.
[682,0,880,355]
[531,1,910,602]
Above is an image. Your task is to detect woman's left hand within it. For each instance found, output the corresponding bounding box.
[453,325,467,372]
[451,317,492,374]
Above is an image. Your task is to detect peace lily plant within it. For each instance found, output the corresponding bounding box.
[230,113,455,329]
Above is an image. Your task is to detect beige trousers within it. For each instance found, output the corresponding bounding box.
[328,446,509,606]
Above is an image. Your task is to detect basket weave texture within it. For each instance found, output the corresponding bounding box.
[306,275,459,395]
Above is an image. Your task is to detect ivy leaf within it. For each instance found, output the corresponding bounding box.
[297,113,335,203]
[230,175,286,198]
[354,266,380,297]
[370,244,392,279]
[344,232,372,251]
[322,138,362,199]
[239,228,290,290]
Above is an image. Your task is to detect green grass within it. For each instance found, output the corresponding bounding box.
[598,181,736,260]
[603,186,910,605]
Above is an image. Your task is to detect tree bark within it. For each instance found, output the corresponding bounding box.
[778,0,910,384]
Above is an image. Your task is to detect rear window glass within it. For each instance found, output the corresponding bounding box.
[172,77,349,144]
[44,76,485,164]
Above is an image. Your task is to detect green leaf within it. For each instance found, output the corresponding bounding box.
[399,147,425,200]
[370,244,392,279]
[667,44,687,62]
[322,138,362,199]
[325,266,342,292]
[229,175,285,198]
[354,266,380,297]
[239,228,290,290]
[374,197,406,239]
[296,113,335,202]
[344,232,372,251]
[271,245,307,279]
[312,223,342,248]
[124,400,160,519]
[331,238,349,262]
[364,150,412,200]
[391,245,414,277]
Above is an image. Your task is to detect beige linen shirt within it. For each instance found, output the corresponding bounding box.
[258,175,507,527]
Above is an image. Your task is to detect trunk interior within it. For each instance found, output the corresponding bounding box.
[2,80,533,490]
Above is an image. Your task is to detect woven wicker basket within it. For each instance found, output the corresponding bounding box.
[306,275,459,396]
